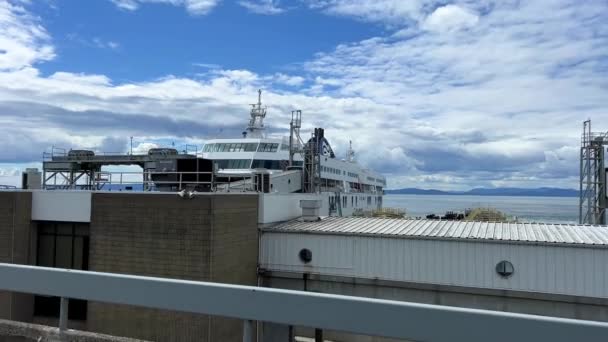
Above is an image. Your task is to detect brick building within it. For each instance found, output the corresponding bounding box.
[0,190,259,341]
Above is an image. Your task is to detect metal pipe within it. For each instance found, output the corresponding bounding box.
[59,297,68,331]
[243,320,254,342]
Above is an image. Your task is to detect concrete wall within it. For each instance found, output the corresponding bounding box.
[262,272,608,342]
[0,192,35,323]
[259,193,330,224]
[31,191,91,223]
[87,192,258,342]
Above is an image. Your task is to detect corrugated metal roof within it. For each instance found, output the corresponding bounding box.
[263,217,608,247]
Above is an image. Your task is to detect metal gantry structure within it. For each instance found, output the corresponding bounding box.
[580,120,608,225]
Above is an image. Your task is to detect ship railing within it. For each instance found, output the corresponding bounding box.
[43,171,257,193]
[0,263,606,342]
[42,146,67,161]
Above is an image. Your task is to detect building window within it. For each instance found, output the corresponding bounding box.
[35,222,89,320]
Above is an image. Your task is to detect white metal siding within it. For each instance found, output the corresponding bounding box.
[260,232,608,299]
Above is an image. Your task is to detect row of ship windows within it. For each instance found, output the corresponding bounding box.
[321,165,347,176]
[330,195,383,209]
[322,166,360,179]
[322,165,385,184]
[215,159,303,170]
[367,176,387,185]
[203,143,280,153]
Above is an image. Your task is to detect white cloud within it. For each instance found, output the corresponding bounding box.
[132,142,159,154]
[66,33,120,51]
[422,5,479,33]
[273,73,305,86]
[0,0,54,70]
[192,62,221,69]
[305,0,426,26]
[239,0,284,15]
[110,0,221,15]
[93,38,120,50]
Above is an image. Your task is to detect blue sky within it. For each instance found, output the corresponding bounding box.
[34,1,383,81]
[0,0,607,190]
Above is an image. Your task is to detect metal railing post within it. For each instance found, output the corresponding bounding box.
[243,319,254,342]
[59,297,69,331]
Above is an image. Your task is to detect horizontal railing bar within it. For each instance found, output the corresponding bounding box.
[0,263,607,341]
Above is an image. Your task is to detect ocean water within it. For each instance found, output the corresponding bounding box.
[384,194,579,224]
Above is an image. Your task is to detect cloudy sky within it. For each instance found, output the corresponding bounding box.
[0,0,606,190]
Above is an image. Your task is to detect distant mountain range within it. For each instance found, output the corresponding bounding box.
[385,187,579,197]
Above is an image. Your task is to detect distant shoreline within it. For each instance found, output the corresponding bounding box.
[385,188,579,198]
[385,193,578,198]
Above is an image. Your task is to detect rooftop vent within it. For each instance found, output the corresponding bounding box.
[300,199,321,222]
[68,149,95,158]
[148,148,178,156]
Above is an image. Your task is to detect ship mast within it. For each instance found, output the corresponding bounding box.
[347,140,355,162]
[245,89,267,138]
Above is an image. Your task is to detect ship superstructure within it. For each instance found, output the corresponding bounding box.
[40,90,385,216]
[202,90,386,215]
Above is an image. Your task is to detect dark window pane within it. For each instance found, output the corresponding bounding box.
[73,237,84,270]
[33,296,88,320]
[57,223,73,235]
[35,222,90,320]
[40,223,55,234]
[74,224,89,237]
[55,235,72,269]
[69,299,88,320]
[34,296,59,317]
[37,235,55,267]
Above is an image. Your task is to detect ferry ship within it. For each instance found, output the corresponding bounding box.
[39,90,385,217]
[202,90,386,216]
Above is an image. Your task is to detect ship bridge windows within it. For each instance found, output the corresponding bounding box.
[203,143,258,152]
[252,159,286,169]
[257,143,279,152]
[215,159,252,169]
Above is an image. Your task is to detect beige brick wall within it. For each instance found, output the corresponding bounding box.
[87,193,259,342]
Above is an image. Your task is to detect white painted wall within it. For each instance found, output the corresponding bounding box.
[260,233,608,299]
[259,193,330,224]
[31,191,92,222]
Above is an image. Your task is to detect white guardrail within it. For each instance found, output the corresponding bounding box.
[0,263,607,342]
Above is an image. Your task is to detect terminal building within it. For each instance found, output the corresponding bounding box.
[1,189,608,341]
